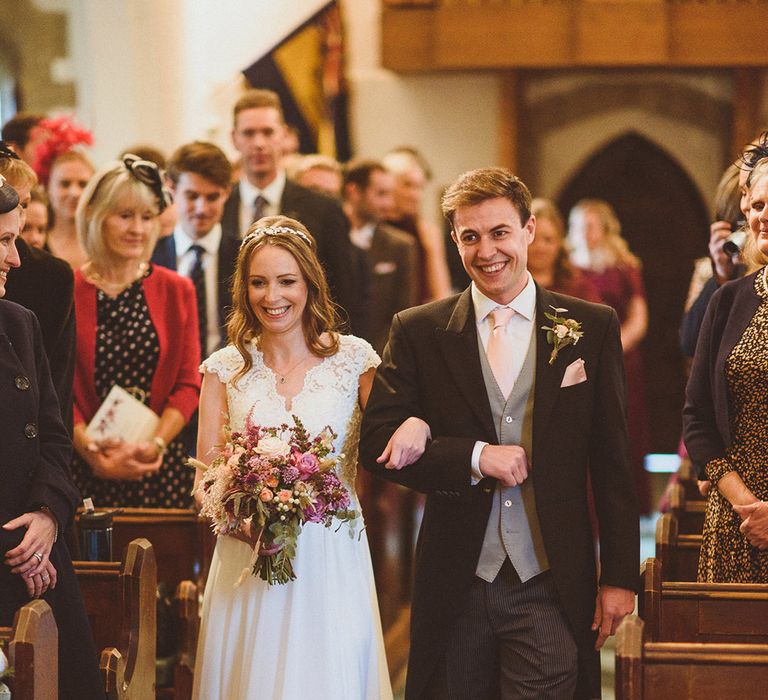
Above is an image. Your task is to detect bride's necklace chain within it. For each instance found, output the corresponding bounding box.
[85,261,148,294]
[268,352,313,385]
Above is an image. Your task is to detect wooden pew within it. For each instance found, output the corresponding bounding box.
[669,482,705,535]
[74,537,156,699]
[79,507,214,592]
[677,457,705,503]
[640,556,768,644]
[655,512,700,582]
[172,580,199,700]
[0,600,58,700]
[615,614,768,699]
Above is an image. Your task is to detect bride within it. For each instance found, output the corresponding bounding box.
[192,216,401,699]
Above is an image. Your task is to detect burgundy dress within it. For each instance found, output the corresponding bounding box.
[582,263,651,514]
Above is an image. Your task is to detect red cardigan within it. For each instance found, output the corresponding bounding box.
[73,265,201,427]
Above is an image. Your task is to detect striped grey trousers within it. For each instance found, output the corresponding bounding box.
[426,561,579,700]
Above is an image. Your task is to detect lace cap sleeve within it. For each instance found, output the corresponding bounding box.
[199,345,244,384]
[343,335,380,375]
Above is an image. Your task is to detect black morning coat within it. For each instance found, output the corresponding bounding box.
[0,300,103,699]
[360,285,640,699]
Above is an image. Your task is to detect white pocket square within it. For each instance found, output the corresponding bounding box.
[373,261,397,275]
[560,358,587,388]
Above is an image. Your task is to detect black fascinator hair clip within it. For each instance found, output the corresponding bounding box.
[122,153,173,213]
[740,132,768,171]
[0,141,21,161]
[0,174,20,214]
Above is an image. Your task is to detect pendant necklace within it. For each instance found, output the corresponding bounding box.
[273,353,311,384]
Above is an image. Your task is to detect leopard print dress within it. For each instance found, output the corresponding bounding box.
[698,270,768,582]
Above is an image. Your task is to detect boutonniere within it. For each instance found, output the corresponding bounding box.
[541,306,584,365]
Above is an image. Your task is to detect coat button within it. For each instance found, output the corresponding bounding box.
[504,499,513,507]
[15,375,30,391]
[24,422,38,439]
[505,416,513,424]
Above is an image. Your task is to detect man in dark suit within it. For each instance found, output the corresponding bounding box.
[220,89,361,330]
[360,167,639,699]
[151,141,239,454]
[152,141,239,352]
[342,158,418,354]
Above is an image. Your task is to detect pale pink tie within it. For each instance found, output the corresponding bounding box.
[486,307,516,398]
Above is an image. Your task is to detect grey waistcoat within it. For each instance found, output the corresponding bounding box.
[475,324,550,583]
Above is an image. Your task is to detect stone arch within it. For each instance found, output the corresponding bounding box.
[556,131,709,453]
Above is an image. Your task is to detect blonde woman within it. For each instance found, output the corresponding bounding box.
[568,199,651,513]
[71,155,200,508]
[684,157,768,581]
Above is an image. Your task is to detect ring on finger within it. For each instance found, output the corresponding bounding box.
[32,551,43,563]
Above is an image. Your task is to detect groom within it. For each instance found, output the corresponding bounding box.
[360,167,639,699]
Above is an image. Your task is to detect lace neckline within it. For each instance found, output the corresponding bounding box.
[252,341,328,412]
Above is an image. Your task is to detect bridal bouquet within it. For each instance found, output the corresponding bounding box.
[191,415,357,585]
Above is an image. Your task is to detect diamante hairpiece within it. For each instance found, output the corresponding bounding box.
[241,225,312,247]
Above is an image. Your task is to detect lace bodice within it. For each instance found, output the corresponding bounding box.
[201,335,380,492]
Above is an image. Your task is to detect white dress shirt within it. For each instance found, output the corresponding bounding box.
[470,272,537,481]
[238,170,286,237]
[173,223,222,357]
[349,222,376,250]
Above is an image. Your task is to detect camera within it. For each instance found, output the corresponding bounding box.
[722,219,747,257]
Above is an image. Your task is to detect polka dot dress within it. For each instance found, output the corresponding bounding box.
[72,269,193,509]
[698,269,768,582]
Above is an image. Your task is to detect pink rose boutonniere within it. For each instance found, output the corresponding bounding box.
[541,306,584,365]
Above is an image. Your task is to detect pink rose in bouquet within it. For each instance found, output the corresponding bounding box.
[191,414,358,585]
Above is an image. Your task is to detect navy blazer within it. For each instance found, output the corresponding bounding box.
[683,269,763,479]
[0,300,103,698]
[220,179,362,331]
[151,233,240,347]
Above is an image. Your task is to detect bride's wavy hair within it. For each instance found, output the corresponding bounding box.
[228,215,342,383]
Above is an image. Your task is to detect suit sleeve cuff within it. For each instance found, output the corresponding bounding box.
[471,441,488,485]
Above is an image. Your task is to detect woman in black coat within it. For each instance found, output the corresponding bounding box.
[0,177,102,698]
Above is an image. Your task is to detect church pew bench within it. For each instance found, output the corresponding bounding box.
[171,580,199,700]
[655,512,700,582]
[615,615,768,700]
[669,482,705,535]
[74,537,156,699]
[640,556,768,644]
[79,507,214,592]
[0,599,58,700]
[676,457,705,503]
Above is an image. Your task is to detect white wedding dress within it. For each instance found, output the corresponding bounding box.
[192,335,392,700]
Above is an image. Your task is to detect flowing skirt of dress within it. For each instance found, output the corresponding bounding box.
[192,516,393,700]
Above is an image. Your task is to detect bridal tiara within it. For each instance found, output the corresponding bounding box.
[241,225,312,247]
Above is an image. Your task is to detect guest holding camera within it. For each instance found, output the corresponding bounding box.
[71,156,201,508]
[684,156,768,581]
[681,136,768,362]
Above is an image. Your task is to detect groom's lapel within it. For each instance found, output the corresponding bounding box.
[434,289,495,440]
[533,286,570,437]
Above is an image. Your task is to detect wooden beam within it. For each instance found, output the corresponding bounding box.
[381,1,768,71]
